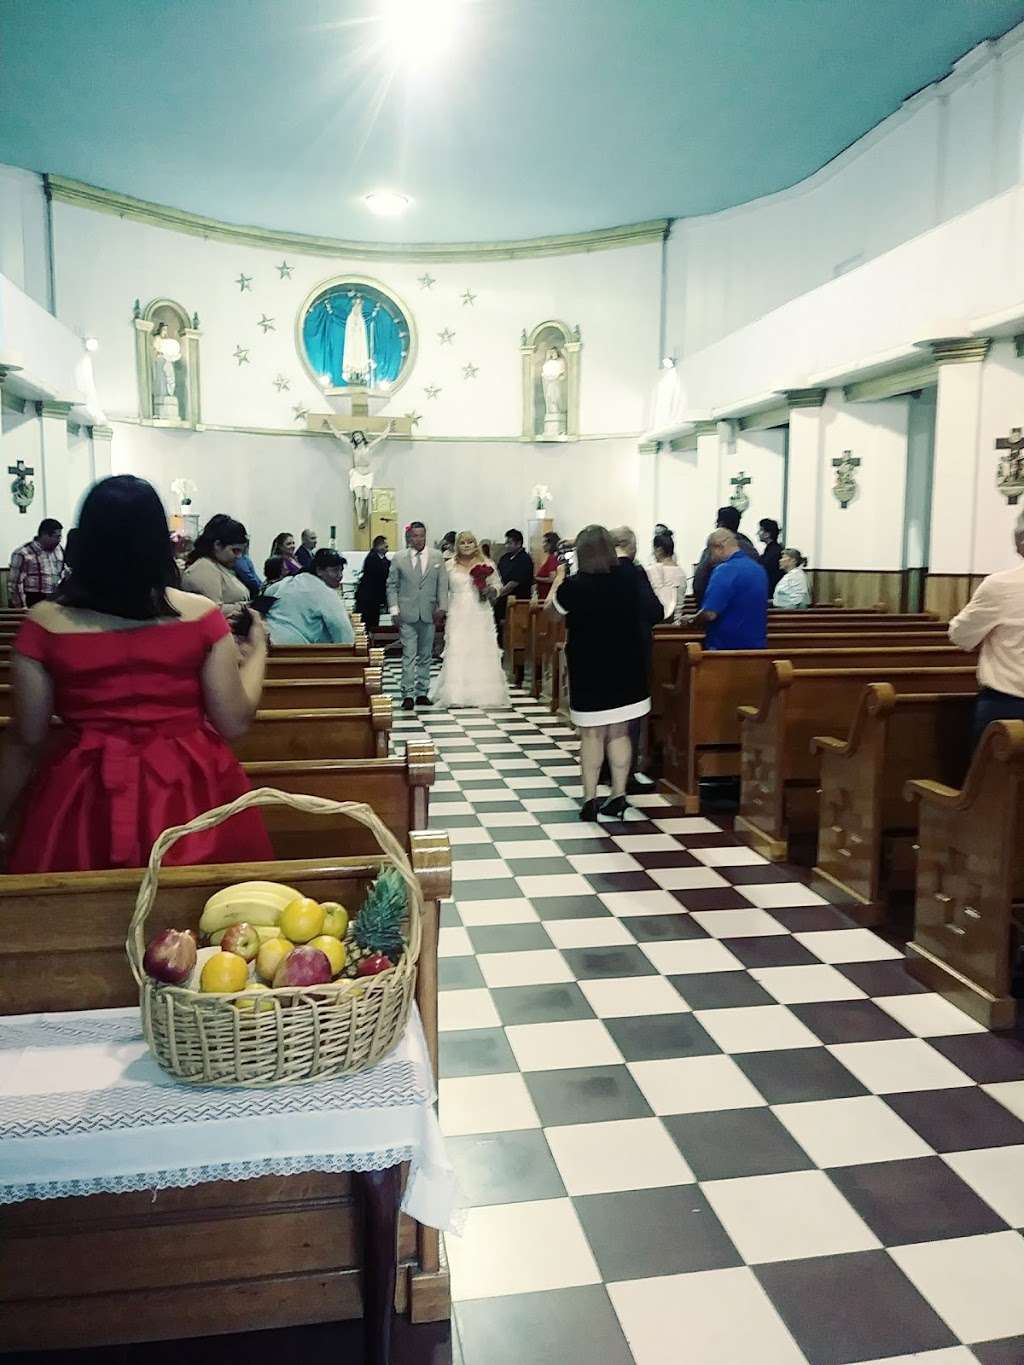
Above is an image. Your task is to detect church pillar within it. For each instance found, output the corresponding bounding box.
[636,439,659,558]
[925,338,991,610]
[38,400,74,526]
[91,423,114,481]
[684,420,728,573]
[783,389,827,566]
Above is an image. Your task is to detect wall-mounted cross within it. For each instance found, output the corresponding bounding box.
[8,459,35,515]
[731,470,751,494]
[832,451,861,509]
[729,469,751,511]
[995,427,1024,504]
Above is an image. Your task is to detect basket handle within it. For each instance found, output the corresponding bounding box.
[125,787,424,986]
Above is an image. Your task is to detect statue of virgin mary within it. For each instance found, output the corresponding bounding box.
[343,295,371,384]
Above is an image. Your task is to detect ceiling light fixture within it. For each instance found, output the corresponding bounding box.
[318,373,332,388]
[84,336,99,352]
[382,0,460,67]
[661,356,675,369]
[363,190,411,217]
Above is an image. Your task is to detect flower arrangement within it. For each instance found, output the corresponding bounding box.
[469,562,494,600]
[531,484,552,511]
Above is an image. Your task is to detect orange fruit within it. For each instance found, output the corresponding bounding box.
[200,950,249,994]
[309,934,347,977]
[279,897,325,944]
[256,937,294,983]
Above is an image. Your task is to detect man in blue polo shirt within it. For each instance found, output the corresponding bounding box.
[682,529,767,649]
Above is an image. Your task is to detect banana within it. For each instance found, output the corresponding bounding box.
[199,887,296,937]
[203,880,299,918]
[209,923,282,946]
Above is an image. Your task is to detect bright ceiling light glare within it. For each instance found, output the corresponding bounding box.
[363,190,411,218]
[84,336,99,352]
[382,0,460,69]
[318,373,332,388]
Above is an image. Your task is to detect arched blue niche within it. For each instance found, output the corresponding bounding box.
[298,276,416,395]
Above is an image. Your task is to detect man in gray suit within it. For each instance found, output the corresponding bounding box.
[387,520,448,710]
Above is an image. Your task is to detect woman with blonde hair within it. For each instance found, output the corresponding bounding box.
[430,531,510,709]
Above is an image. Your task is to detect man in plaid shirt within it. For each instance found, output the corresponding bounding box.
[8,518,66,608]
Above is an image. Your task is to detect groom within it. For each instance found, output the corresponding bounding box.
[387,521,448,710]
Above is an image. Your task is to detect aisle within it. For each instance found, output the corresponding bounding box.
[390,669,1024,1365]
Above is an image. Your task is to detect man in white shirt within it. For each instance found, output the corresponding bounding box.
[948,511,1024,743]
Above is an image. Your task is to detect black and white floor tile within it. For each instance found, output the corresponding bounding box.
[386,662,1024,1365]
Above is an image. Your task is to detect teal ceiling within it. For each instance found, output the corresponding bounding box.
[3,0,1024,243]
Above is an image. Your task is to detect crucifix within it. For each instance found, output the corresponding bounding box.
[995,427,1024,504]
[8,459,35,515]
[729,470,751,513]
[832,451,860,509]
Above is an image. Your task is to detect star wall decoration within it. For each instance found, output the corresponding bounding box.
[438,327,455,346]
[236,273,253,292]
[277,260,293,279]
[461,289,477,306]
[292,402,309,422]
[233,345,250,365]
[423,385,441,400]
[273,374,291,392]
[418,272,436,290]
[258,314,276,333]
[405,410,422,428]
[462,362,479,379]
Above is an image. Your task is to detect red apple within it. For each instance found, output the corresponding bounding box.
[143,928,198,985]
[273,945,332,988]
[357,952,393,977]
[219,921,260,962]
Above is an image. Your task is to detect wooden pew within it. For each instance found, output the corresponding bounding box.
[903,719,1024,1030]
[734,662,976,860]
[0,838,452,1342]
[232,696,393,762]
[504,597,531,686]
[660,644,970,813]
[245,742,435,862]
[811,686,975,925]
[267,648,384,679]
[538,615,566,710]
[258,673,381,710]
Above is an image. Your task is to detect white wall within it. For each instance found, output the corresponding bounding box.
[817,395,910,571]
[974,337,1024,574]
[665,27,1024,357]
[725,428,786,548]
[904,390,936,569]
[0,165,50,311]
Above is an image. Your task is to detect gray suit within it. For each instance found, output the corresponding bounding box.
[387,547,449,699]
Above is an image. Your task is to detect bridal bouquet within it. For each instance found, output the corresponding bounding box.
[470,563,494,601]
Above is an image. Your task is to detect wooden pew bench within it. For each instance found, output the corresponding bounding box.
[504,597,531,686]
[904,719,1024,1030]
[232,696,393,762]
[734,662,976,861]
[0,841,452,1346]
[811,685,974,925]
[659,643,969,813]
[266,648,384,679]
[257,673,381,710]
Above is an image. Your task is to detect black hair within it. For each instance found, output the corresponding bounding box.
[653,532,675,559]
[187,514,248,567]
[372,535,388,549]
[543,531,560,552]
[505,528,524,546]
[717,506,741,532]
[310,548,346,575]
[270,531,295,557]
[38,518,63,537]
[263,555,286,583]
[759,518,780,541]
[442,530,456,544]
[56,475,180,620]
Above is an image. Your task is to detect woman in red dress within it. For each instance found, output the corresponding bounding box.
[0,475,273,872]
[534,531,561,601]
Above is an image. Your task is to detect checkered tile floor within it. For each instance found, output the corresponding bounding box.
[385,662,1024,1365]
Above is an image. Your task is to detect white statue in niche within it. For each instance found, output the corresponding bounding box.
[152,321,184,420]
[541,346,567,436]
[343,295,371,385]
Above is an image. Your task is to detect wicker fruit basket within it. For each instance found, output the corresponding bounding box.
[126,788,423,1086]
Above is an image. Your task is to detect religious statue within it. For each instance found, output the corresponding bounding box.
[996,428,1024,505]
[152,321,184,420]
[832,451,861,509]
[8,458,35,515]
[729,470,751,515]
[328,422,394,530]
[342,294,371,385]
[541,347,567,436]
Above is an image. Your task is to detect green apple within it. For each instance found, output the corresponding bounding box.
[321,902,350,939]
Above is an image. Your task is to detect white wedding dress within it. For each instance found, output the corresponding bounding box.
[430,565,510,708]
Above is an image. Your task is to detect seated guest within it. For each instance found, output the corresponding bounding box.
[169,529,193,578]
[494,528,534,637]
[354,535,391,631]
[269,531,302,576]
[692,506,760,606]
[647,531,687,622]
[440,531,457,561]
[0,475,271,872]
[181,515,252,617]
[263,548,355,646]
[233,542,262,599]
[295,528,318,570]
[949,511,1024,743]
[773,547,811,610]
[263,555,287,587]
[535,531,561,600]
[682,529,768,649]
[8,518,65,607]
[758,518,784,592]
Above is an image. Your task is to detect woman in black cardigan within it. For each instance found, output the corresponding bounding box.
[758,518,784,594]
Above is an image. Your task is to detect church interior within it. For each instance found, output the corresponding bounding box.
[4,1,1024,1362]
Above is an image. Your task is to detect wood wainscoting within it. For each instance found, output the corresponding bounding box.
[923,574,985,620]
[810,569,926,613]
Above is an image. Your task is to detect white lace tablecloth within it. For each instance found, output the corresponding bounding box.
[0,1005,461,1231]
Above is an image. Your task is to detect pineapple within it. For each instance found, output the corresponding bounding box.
[344,867,407,976]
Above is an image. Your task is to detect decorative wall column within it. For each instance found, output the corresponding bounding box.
[37,399,73,524]
[91,423,114,481]
[636,439,659,559]
[688,419,728,572]
[783,388,826,566]
[924,337,991,613]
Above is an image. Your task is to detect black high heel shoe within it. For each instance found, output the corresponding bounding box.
[580,797,603,822]
[599,795,629,821]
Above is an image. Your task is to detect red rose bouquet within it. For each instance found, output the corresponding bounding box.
[469,562,494,600]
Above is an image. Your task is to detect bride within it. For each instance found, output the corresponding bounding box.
[430,531,510,708]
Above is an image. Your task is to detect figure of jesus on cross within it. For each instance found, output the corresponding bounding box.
[8,458,35,515]
[328,422,394,530]
[995,427,1024,504]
